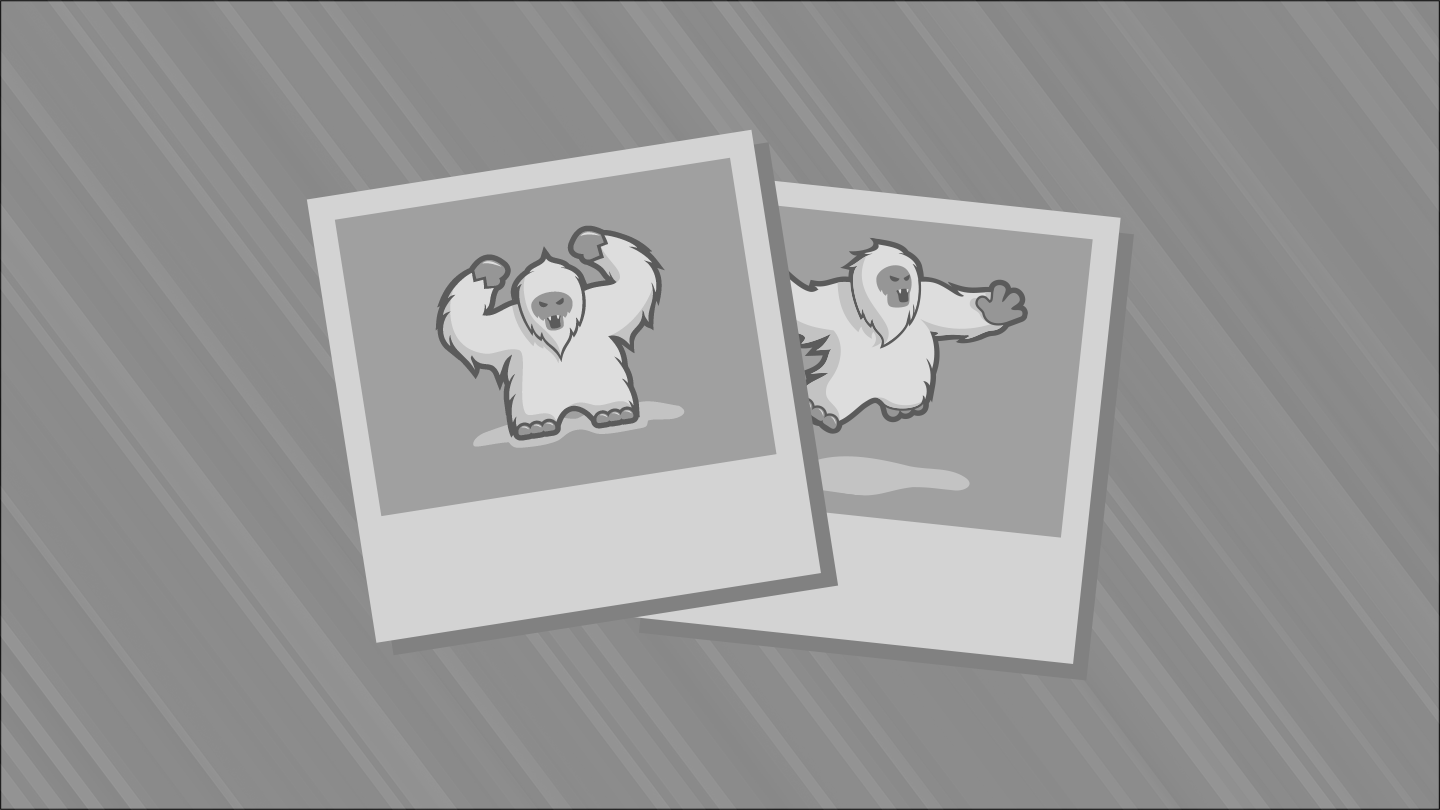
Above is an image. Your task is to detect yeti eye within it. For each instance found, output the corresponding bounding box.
[538,301,547,307]
[889,275,898,281]
[556,297,564,305]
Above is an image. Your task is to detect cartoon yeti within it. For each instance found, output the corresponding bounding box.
[793,239,1027,432]
[437,227,662,440]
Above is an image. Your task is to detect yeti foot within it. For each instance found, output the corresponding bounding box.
[810,400,841,433]
[881,402,929,421]
[514,419,559,439]
[592,406,636,428]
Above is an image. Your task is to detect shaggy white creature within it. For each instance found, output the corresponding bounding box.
[792,239,1027,432]
[438,227,662,440]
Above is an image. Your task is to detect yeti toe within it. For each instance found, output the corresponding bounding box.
[809,401,842,432]
[569,228,607,261]
[515,419,557,439]
[882,403,928,421]
[593,407,635,428]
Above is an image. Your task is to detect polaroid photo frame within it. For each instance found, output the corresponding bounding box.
[643,183,1126,675]
[310,133,833,646]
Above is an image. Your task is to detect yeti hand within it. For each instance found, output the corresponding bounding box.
[976,281,1026,326]
[569,228,606,262]
[468,255,510,289]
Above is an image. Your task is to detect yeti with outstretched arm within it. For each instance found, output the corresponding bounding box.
[438,227,662,440]
[793,239,1026,432]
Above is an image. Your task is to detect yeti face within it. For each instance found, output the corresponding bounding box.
[530,291,574,331]
[846,240,921,346]
[516,254,586,359]
[876,265,913,307]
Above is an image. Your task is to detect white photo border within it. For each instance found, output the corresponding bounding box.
[642,183,1123,670]
[310,134,833,644]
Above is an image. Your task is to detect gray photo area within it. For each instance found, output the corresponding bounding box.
[337,160,774,515]
[781,207,1093,537]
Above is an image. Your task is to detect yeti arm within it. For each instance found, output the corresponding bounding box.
[790,278,845,344]
[919,279,1025,341]
[569,229,660,350]
[437,261,523,381]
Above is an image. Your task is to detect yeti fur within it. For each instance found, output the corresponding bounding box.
[438,227,662,440]
[792,239,1027,432]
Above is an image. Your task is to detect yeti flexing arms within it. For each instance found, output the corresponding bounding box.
[438,227,661,440]
[794,239,1027,432]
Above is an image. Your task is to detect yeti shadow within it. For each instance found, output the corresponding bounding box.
[437,227,663,441]
[793,239,1027,433]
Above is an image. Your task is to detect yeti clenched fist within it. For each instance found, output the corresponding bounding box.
[437,227,662,440]
[793,239,1026,432]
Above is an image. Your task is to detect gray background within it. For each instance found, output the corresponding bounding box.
[337,159,775,515]
[783,208,1091,536]
[2,2,1435,808]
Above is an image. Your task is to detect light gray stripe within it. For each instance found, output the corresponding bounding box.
[216,1,366,191]
[1073,681,1178,808]
[801,2,957,199]
[1286,2,1438,204]
[621,2,730,135]
[0,199,433,804]
[52,3,331,372]
[762,647,892,807]
[518,3,636,150]
[1024,675,1134,807]
[1103,505,1336,806]
[1,620,142,808]
[582,626,732,808]
[740,2,894,193]
[2,491,241,808]
[642,2,799,181]
[276,3,422,184]
[1,71,454,802]
[1394,0,1440,57]
[529,635,665,807]
[1004,0,1437,611]
[1,766,28,809]
[2,56,359,547]
[83,2,325,331]
[563,2,675,142]
[900,2,1060,208]
[549,630,699,807]
[319,1,464,176]
[434,649,568,808]
[810,653,939,809]
[1125,303,1438,720]
[1109,482,1356,806]
[1090,605,1243,807]
[697,641,832,807]
[0,258,404,807]
[113,2,325,302]
[1360,2,1439,107]
[1113,412,1419,807]
[1098,589,1267,806]
[1,722,63,809]
[716,3,866,189]
[1101,2,1438,451]
[1,676,100,809]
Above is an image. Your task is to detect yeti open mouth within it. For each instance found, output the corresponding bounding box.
[545,315,563,330]
[896,290,909,304]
